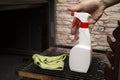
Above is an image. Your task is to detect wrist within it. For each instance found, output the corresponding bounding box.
[102,0,120,8]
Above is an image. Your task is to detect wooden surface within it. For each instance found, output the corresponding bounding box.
[0,0,48,11]
[16,47,108,80]
[18,71,62,80]
[0,0,47,5]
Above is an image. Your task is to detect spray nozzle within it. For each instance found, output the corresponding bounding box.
[71,12,91,28]
[71,12,90,22]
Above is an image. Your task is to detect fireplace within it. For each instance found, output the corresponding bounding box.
[0,2,55,55]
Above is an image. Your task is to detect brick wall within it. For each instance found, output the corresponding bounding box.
[55,0,120,51]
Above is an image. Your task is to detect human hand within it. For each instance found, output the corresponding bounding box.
[68,0,106,40]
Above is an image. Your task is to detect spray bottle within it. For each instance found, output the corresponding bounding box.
[69,12,92,73]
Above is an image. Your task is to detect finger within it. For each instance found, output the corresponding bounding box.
[88,17,96,24]
[71,23,79,35]
[89,6,105,24]
[68,3,83,11]
[71,18,80,35]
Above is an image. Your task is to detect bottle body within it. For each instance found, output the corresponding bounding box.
[78,28,91,49]
[69,28,91,73]
[69,12,92,73]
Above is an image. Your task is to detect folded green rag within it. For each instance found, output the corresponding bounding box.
[32,53,67,70]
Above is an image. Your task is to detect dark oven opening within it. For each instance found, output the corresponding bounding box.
[0,4,49,54]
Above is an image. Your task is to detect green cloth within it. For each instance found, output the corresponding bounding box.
[32,53,67,70]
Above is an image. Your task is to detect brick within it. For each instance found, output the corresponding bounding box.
[55,1,120,50]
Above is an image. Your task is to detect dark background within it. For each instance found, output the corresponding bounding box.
[0,3,49,80]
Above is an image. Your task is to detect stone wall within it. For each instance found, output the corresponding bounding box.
[55,0,120,51]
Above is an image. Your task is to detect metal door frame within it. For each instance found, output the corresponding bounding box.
[48,0,56,46]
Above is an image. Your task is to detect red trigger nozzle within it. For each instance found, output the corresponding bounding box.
[71,11,74,16]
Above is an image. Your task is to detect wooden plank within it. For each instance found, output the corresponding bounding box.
[0,0,48,11]
[0,5,43,11]
[18,71,62,80]
[0,0,47,5]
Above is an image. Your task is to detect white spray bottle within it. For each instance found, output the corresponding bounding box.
[69,12,92,73]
